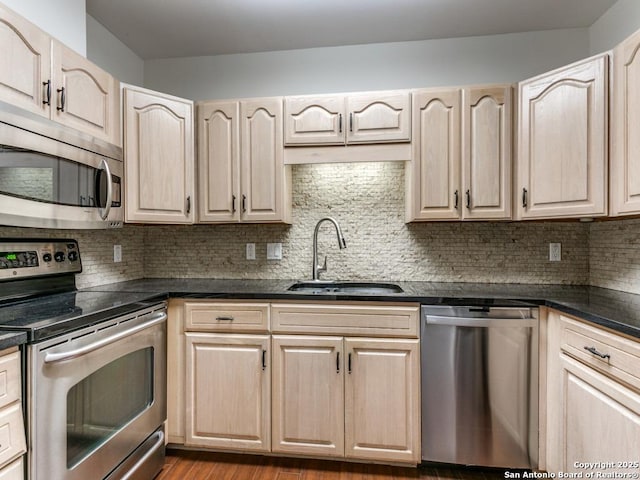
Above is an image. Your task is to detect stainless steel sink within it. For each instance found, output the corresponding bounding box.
[287,281,404,295]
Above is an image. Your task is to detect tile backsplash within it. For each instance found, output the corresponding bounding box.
[589,218,640,295]
[9,161,640,291]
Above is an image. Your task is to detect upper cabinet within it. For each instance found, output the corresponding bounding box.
[0,3,51,116]
[124,85,195,224]
[197,98,292,224]
[0,4,120,146]
[284,91,411,146]
[462,85,512,220]
[51,41,120,145]
[517,54,608,220]
[406,84,512,222]
[611,29,640,216]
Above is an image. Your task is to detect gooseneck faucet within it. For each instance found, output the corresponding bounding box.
[312,217,347,281]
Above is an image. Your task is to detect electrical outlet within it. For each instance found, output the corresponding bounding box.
[267,243,282,260]
[246,243,256,260]
[549,243,561,262]
[113,244,122,263]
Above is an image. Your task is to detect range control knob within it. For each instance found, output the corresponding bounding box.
[42,253,52,263]
[54,252,65,263]
[68,251,78,262]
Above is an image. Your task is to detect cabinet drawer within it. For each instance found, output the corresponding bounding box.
[185,302,269,332]
[271,303,419,338]
[0,403,25,470]
[559,313,640,391]
[0,457,23,480]
[0,351,20,410]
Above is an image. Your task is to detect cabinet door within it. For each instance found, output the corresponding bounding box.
[557,355,640,475]
[272,336,344,457]
[346,92,411,144]
[124,86,194,224]
[462,85,512,220]
[284,95,345,145]
[197,101,240,223]
[344,338,420,464]
[406,89,461,221]
[0,4,51,117]
[518,55,607,219]
[185,333,270,452]
[240,98,291,223]
[611,30,640,216]
[52,41,120,145]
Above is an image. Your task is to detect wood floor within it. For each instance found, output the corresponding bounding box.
[157,449,503,480]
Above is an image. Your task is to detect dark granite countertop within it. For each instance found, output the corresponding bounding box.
[82,278,640,339]
[0,331,27,350]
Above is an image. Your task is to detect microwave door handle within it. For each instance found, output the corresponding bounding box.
[43,311,167,364]
[99,158,113,220]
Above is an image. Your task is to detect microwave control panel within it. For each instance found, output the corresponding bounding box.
[0,240,82,280]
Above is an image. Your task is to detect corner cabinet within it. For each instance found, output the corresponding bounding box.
[544,309,640,475]
[611,28,640,216]
[406,85,512,222]
[124,85,195,224]
[0,4,120,146]
[197,98,291,223]
[517,55,608,220]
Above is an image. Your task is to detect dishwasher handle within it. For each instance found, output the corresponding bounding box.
[425,315,537,328]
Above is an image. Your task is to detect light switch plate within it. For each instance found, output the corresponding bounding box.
[267,243,282,260]
[549,243,561,262]
[246,243,256,260]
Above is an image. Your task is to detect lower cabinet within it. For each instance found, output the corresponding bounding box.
[545,309,640,475]
[271,335,420,463]
[177,300,421,466]
[185,333,271,452]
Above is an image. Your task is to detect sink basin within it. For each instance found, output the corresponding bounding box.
[287,281,404,295]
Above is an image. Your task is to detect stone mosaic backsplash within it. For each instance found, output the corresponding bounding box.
[8,161,640,292]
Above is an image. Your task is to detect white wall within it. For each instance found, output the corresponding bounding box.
[590,0,640,54]
[1,0,86,55]
[86,15,144,86]
[144,28,589,101]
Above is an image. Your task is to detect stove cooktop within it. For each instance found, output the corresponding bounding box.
[0,290,167,342]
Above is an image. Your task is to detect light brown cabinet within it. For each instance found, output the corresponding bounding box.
[185,333,271,452]
[197,98,291,223]
[407,85,512,222]
[517,55,608,220]
[284,91,411,146]
[124,85,195,224]
[271,302,421,464]
[271,335,344,457]
[611,28,640,216]
[0,4,120,146]
[0,347,26,479]
[271,334,420,464]
[544,310,640,475]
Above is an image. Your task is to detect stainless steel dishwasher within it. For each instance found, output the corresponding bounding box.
[421,305,538,468]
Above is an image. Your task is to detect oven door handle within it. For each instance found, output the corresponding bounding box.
[99,158,113,221]
[43,311,167,364]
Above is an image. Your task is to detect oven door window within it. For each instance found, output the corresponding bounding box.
[0,145,121,207]
[66,347,154,469]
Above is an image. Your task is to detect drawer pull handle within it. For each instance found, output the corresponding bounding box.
[336,351,340,373]
[216,316,234,321]
[584,346,611,360]
[262,350,267,370]
[348,352,352,374]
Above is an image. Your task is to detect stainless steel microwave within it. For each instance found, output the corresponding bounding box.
[0,100,123,229]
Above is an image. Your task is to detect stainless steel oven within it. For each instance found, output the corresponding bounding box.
[28,304,167,480]
[0,100,123,229]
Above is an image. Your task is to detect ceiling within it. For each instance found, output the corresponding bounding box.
[86,0,618,60]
